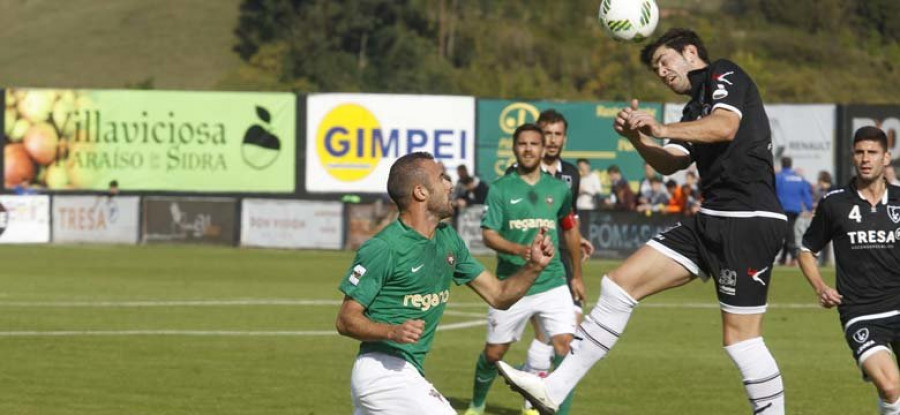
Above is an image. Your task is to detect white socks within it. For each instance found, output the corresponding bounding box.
[523,338,554,375]
[545,276,637,404]
[880,397,900,415]
[724,337,785,415]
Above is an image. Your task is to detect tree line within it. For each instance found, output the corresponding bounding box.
[221,0,900,103]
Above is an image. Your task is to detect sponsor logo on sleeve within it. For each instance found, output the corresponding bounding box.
[712,85,729,100]
[349,264,367,286]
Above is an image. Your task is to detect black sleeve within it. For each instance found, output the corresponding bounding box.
[566,163,580,216]
[707,60,751,119]
[801,197,834,254]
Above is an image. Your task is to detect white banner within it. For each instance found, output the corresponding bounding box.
[456,205,492,255]
[52,196,139,244]
[241,199,343,249]
[305,93,476,193]
[0,195,50,243]
[663,103,835,184]
[767,104,836,183]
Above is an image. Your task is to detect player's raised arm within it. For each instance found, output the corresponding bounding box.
[616,99,692,175]
[468,227,554,310]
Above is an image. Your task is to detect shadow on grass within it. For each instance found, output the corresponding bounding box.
[447,396,521,415]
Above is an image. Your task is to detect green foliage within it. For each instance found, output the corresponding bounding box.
[227,0,900,102]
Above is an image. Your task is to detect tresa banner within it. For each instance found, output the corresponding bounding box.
[839,105,900,183]
[240,199,342,250]
[581,210,679,259]
[476,100,660,183]
[305,93,475,193]
[3,88,295,192]
[0,195,50,243]
[142,196,237,245]
[52,195,139,244]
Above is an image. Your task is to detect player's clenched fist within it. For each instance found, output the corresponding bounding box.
[389,319,425,344]
[527,227,555,269]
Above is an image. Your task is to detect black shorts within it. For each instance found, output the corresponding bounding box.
[843,311,900,369]
[646,213,788,314]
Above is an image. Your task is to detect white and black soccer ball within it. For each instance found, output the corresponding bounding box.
[598,0,660,42]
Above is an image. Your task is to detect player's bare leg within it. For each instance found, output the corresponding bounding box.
[862,350,900,414]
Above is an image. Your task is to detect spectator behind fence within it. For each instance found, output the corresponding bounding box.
[13,179,37,195]
[457,176,489,208]
[815,171,833,203]
[604,165,636,211]
[638,162,664,198]
[813,170,834,266]
[455,164,473,202]
[681,170,701,215]
[576,158,603,211]
[663,179,685,214]
[775,156,813,266]
[636,176,669,214]
[886,164,900,186]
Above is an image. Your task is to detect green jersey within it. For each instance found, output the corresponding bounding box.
[482,171,572,296]
[338,219,485,375]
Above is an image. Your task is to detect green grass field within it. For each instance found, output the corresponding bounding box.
[0,244,872,414]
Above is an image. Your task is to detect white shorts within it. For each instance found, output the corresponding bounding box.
[350,352,456,415]
[486,285,577,344]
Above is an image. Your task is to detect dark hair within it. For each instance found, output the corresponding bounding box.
[387,152,434,210]
[109,180,119,187]
[576,158,590,165]
[686,170,697,178]
[457,164,468,174]
[665,179,677,188]
[607,165,621,174]
[781,157,792,169]
[537,109,568,132]
[513,123,545,145]
[640,28,710,68]
[817,170,832,184]
[853,126,888,151]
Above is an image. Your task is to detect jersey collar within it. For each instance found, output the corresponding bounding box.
[541,159,562,174]
[688,65,710,97]
[850,178,890,205]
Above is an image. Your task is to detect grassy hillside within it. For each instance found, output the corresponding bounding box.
[0,0,242,90]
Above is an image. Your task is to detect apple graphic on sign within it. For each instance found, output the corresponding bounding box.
[24,122,60,165]
[241,106,281,170]
[4,143,35,188]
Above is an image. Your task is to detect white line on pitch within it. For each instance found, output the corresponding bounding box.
[0,300,820,309]
[0,320,488,337]
[0,299,341,307]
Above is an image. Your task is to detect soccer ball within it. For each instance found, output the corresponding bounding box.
[598,0,659,42]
